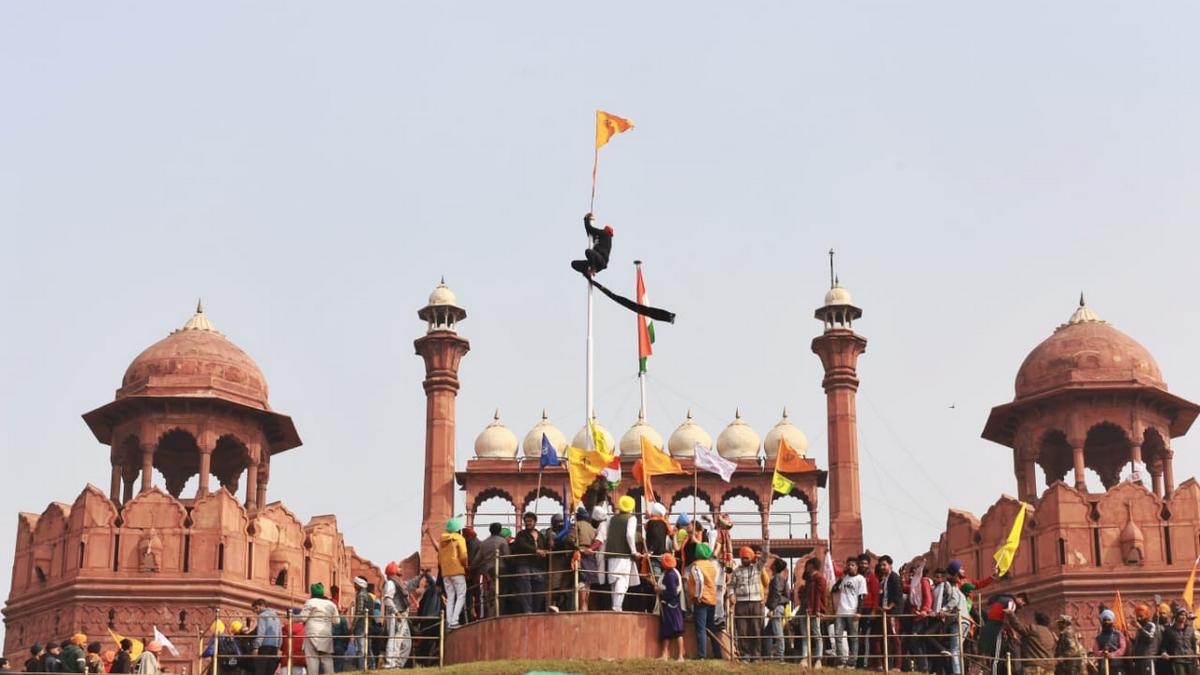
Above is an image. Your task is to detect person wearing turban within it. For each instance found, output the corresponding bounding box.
[657,552,686,661]
[1129,603,1161,675]
[437,515,470,629]
[60,634,88,673]
[730,543,771,660]
[1091,608,1128,669]
[686,542,723,659]
[604,495,642,611]
[302,581,339,674]
[644,502,671,580]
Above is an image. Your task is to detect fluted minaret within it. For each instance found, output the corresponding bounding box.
[811,268,866,558]
[413,279,470,567]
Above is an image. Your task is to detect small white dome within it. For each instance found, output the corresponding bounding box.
[428,279,458,307]
[763,407,808,459]
[667,409,712,458]
[572,415,616,454]
[717,408,760,459]
[824,284,854,307]
[474,409,518,459]
[1066,294,1104,326]
[619,411,663,457]
[522,409,568,459]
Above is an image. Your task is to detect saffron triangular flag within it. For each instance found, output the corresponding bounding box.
[596,110,634,149]
[540,433,561,469]
[641,436,685,476]
[1112,591,1128,634]
[992,502,1027,577]
[636,265,655,374]
[772,469,795,495]
[108,628,143,660]
[775,437,809,473]
[694,442,736,482]
[1183,555,1200,610]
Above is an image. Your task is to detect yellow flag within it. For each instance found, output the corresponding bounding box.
[992,502,1027,577]
[567,444,615,507]
[1183,556,1200,610]
[596,110,634,149]
[772,469,795,495]
[108,628,144,660]
[590,419,610,455]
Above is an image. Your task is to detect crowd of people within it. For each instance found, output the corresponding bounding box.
[21,635,164,674]
[434,500,1200,671]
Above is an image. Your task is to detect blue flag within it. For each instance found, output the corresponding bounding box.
[556,481,571,541]
[540,433,561,469]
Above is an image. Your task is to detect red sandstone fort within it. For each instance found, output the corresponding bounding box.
[6,277,1200,664]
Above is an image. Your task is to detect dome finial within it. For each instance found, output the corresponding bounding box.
[493,408,500,420]
[829,248,836,289]
[686,408,693,420]
[541,408,548,420]
[181,301,215,332]
[440,275,445,285]
[196,298,204,314]
[734,406,742,419]
[1080,292,1086,308]
[782,406,789,419]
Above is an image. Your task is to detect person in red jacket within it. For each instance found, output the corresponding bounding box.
[857,553,881,669]
[797,557,829,667]
[279,609,305,675]
[902,562,935,673]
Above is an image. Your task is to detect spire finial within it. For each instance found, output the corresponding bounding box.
[686,408,693,420]
[541,408,548,420]
[1079,292,1086,307]
[829,249,836,289]
[782,406,789,419]
[734,406,742,420]
[196,298,204,313]
[493,408,500,420]
[440,275,445,285]
[638,406,646,421]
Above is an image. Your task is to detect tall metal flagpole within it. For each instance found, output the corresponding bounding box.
[635,261,647,424]
[586,265,595,453]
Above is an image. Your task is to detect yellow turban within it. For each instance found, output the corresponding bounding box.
[617,495,636,513]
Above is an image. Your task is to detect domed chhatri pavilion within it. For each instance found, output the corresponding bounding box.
[926,297,1200,633]
[3,304,379,666]
[447,275,866,561]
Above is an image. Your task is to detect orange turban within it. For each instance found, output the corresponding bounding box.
[661,553,677,570]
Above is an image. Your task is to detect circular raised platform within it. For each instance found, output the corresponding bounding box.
[443,611,724,665]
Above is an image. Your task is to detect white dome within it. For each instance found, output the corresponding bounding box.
[474,410,518,459]
[428,279,458,307]
[763,407,808,459]
[667,409,712,458]
[716,408,760,459]
[522,409,568,459]
[572,416,616,454]
[618,411,663,457]
[824,284,854,307]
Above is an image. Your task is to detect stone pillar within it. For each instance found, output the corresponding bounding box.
[110,463,122,503]
[1072,444,1086,492]
[1164,450,1176,497]
[245,459,259,511]
[810,508,819,540]
[140,447,154,494]
[1151,463,1164,497]
[197,449,212,497]
[122,467,136,503]
[414,330,471,568]
[255,461,268,510]
[811,329,868,558]
[1131,443,1143,465]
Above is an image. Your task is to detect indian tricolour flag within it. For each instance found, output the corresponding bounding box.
[637,263,655,373]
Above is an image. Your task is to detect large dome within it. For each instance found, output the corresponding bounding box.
[716,408,761,459]
[475,410,519,459]
[763,408,808,459]
[1014,301,1164,400]
[667,409,711,458]
[618,412,663,457]
[522,410,567,460]
[119,304,270,411]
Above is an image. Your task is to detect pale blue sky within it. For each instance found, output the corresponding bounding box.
[3,2,1200,618]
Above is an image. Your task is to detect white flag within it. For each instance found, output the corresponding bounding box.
[152,627,179,657]
[693,442,736,482]
[823,549,836,587]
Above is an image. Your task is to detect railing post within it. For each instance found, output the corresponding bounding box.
[213,607,220,675]
[285,615,292,675]
[438,615,445,669]
[882,610,889,671]
[1006,652,1012,675]
[956,608,965,675]
[494,555,501,618]
[573,564,580,613]
[1104,656,1110,675]
[804,613,812,669]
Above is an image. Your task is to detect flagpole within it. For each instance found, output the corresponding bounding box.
[586,276,595,449]
[635,260,647,423]
[590,147,600,213]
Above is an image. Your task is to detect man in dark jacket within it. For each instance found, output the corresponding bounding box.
[59,638,86,674]
[41,643,63,673]
[512,512,548,613]
[1160,609,1197,675]
[109,640,133,674]
[470,523,511,618]
[25,643,44,673]
[570,213,613,277]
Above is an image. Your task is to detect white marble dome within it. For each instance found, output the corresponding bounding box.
[716,408,761,459]
[522,409,568,459]
[667,409,712,458]
[824,284,854,307]
[428,279,458,306]
[572,415,616,453]
[763,407,808,459]
[618,411,663,457]
[474,409,518,459]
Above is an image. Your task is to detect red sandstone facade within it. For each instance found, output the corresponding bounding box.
[924,299,1200,633]
[3,306,380,666]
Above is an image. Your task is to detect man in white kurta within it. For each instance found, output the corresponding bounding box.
[302,583,339,675]
[604,496,641,611]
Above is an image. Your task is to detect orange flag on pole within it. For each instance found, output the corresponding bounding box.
[596,110,634,149]
[1113,590,1128,633]
[775,437,810,473]
[635,436,685,501]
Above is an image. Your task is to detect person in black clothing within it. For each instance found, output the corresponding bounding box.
[877,555,904,671]
[1160,609,1197,675]
[570,213,614,277]
[512,512,548,613]
[41,643,63,673]
[26,644,44,673]
[110,640,132,674]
